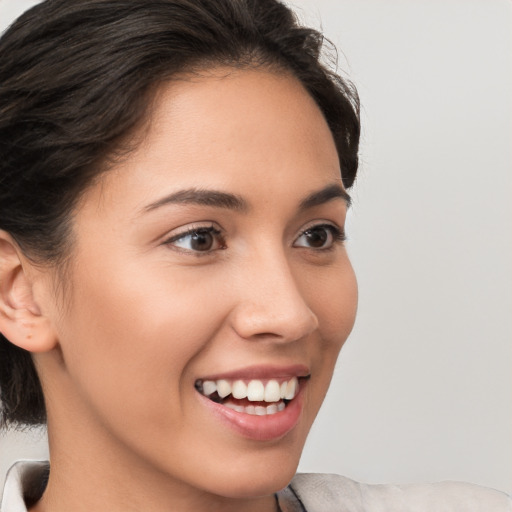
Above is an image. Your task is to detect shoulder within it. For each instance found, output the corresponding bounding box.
[286,473,512,512]
[1,460,49,512]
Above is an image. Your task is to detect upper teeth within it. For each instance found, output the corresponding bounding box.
[199,377,299,402]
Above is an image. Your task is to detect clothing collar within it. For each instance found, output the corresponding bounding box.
[1,460,49,512]
[1,460,304,512]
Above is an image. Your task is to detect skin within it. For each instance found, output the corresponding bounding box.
[2,68,358,512]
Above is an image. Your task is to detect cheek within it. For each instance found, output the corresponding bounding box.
[55,256,228,429]
[308,258,358,347]
[304,259,358,405]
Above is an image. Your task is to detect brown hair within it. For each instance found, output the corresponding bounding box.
[0,0,360,427]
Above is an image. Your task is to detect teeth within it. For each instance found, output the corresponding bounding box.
[224,403,245,413]
[255,406,266,416]
[202,380,217,396]
[197,376,301,403]
[266,404,278,415]
[216,379,231,398]
[247,380,265,401]
[232,380,247,399]
[284,377,298,400]
[264,380,281,402]
[224,401,286,416]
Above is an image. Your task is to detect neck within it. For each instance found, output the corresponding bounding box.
[32,405,280,512]
[31,439,279,512]
[31,356,291,512]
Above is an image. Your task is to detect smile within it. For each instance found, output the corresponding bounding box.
[195,377,302,416]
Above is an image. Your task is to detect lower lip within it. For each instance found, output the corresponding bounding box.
[198,384,305,442]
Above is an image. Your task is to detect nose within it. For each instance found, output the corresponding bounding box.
[229,253,319,343]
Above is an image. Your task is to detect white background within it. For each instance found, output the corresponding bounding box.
[1,0,511,498]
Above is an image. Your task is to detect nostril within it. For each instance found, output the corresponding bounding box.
[252,332,282,339]
[230,303,318,342]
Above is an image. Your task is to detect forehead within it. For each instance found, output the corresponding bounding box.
[81,67,342,216]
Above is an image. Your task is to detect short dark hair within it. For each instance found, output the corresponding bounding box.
[0,0,360,428]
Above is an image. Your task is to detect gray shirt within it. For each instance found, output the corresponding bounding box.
[2,461,511,512]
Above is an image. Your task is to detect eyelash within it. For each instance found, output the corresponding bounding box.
[163,222,345,256]
[163,224,226,256]
[294,223,346,251]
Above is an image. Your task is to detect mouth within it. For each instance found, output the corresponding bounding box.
[194,376,305,416]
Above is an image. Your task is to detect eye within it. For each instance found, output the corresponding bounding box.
[293,223,345,250]
[164,225,226,253]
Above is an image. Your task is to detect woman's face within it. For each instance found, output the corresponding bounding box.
[40,68,357,498]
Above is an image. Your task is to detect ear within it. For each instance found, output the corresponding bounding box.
[0,231,58,353]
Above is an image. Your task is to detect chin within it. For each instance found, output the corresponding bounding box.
[211,462,299,499]
[185,435,305,499]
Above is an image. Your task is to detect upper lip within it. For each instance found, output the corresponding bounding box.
[197,364,310,382]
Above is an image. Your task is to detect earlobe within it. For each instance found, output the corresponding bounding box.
[0,231,58,353]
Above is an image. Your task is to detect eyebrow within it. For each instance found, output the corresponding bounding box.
[299,183,351,211]
[143,188,248,213]
[142,183,350,214]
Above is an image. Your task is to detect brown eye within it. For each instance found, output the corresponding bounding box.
[189,230,214,251]
[294,224,345,250]
[304,227,329,247]
[166,226,225,253]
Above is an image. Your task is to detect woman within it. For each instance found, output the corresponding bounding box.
[0,1,510,511]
